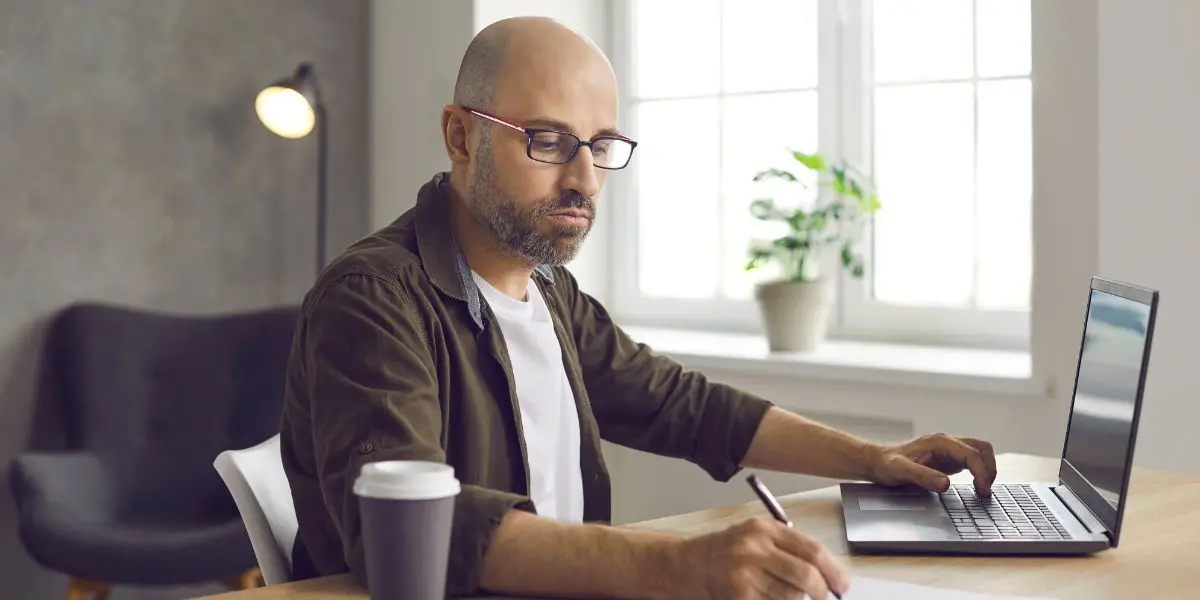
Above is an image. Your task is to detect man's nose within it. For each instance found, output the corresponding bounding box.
[562,145,602,199]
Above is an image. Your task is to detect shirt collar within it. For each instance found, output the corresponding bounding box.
[413,172,556,331]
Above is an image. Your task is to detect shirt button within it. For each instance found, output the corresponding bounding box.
[357,441,375,455]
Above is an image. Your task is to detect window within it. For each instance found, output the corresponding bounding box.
[609,0,1032,348]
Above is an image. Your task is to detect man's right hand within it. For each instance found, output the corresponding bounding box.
[656,516,851,600]
[477,510,849,600]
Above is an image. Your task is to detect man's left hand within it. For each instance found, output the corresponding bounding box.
[868,433,998,497]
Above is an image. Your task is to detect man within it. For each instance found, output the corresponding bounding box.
[280,16,998,600]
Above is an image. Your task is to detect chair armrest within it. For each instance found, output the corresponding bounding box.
[9,451,115,523]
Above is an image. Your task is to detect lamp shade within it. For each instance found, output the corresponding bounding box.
[255,63,321,139]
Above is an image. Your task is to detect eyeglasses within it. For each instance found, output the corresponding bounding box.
[463,107,638,170]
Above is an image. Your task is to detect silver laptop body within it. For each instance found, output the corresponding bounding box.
[840,277,1159,555]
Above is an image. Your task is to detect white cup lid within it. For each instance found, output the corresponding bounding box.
[353,460,461,500]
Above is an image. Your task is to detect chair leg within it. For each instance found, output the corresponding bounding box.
[65,578,111,600]
[223,566,262,590]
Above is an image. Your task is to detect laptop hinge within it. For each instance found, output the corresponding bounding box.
[1052,484,1109,536]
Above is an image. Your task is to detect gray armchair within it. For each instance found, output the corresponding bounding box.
[9,303,299,599]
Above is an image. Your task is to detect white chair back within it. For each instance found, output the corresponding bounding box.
[214,433,298,586]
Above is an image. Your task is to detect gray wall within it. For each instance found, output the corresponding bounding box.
[0,1,368,597]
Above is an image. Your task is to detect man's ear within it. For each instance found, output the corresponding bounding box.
[441,105,472,165]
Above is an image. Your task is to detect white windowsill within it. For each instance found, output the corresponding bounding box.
[621,326,1043,397]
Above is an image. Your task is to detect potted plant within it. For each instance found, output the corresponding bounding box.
[744,150,881,352]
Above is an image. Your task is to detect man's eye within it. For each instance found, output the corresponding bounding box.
[592,139,619,156]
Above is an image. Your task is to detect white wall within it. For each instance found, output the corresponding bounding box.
[370,1,1200,524]
[1096,0,1200,476]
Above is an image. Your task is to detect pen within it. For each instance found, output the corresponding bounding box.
[746,473,792,527]
[746,474,843,599]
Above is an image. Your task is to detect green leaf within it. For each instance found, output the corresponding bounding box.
[866,193,882,212]
[810,211,829,232]
[840,242,867,278]
[772,236,807,251]
[749,198,780,220]
[848,179,864,200]
[785,208,808,231]
[830,167,849,196]
[753,168,798,183]
[744,248,773,271]
[790,150,827,171]
[846,163,871,181]
[840,243,854,268]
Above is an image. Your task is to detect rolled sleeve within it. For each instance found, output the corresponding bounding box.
[557,268,774,481]
[446,486,535,596]
[302,272,532,595]
[690,383,775,481]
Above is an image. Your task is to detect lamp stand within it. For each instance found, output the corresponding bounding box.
[316,102,328,278]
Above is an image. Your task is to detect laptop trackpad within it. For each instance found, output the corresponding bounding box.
[858,492,932,511]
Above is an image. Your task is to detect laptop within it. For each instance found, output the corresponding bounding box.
[839,276,1159,555]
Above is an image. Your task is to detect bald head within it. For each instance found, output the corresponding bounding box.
[452,17,615,112]
[444,18,624,269]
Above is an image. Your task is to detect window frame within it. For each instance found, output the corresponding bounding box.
[606,0,1031,350]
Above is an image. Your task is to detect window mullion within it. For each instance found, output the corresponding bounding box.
[970,0,982,310]
[716,0,727,300]
[832,0,872,330]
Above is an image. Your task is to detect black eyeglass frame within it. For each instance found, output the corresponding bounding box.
[462,106,638,170]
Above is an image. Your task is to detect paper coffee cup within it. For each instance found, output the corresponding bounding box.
[354,461,461,600]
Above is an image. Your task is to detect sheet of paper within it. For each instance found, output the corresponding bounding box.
[841,576,1058,600]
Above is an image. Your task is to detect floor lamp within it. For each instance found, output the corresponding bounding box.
[255,62,327,278]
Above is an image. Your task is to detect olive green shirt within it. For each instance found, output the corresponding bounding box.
[279,172,774,597]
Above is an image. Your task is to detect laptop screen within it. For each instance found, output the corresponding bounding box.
[1060,280,1156,539]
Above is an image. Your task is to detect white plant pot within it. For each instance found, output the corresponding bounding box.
[754,278,835,352]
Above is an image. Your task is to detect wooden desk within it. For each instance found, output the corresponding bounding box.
[194,454,1200,599]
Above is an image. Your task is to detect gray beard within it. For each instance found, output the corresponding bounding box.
[466,131,592,266]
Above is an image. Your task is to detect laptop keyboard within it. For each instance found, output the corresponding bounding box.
[940,483,1071,540]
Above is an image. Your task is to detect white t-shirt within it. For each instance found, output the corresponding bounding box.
[472,272,584,523]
